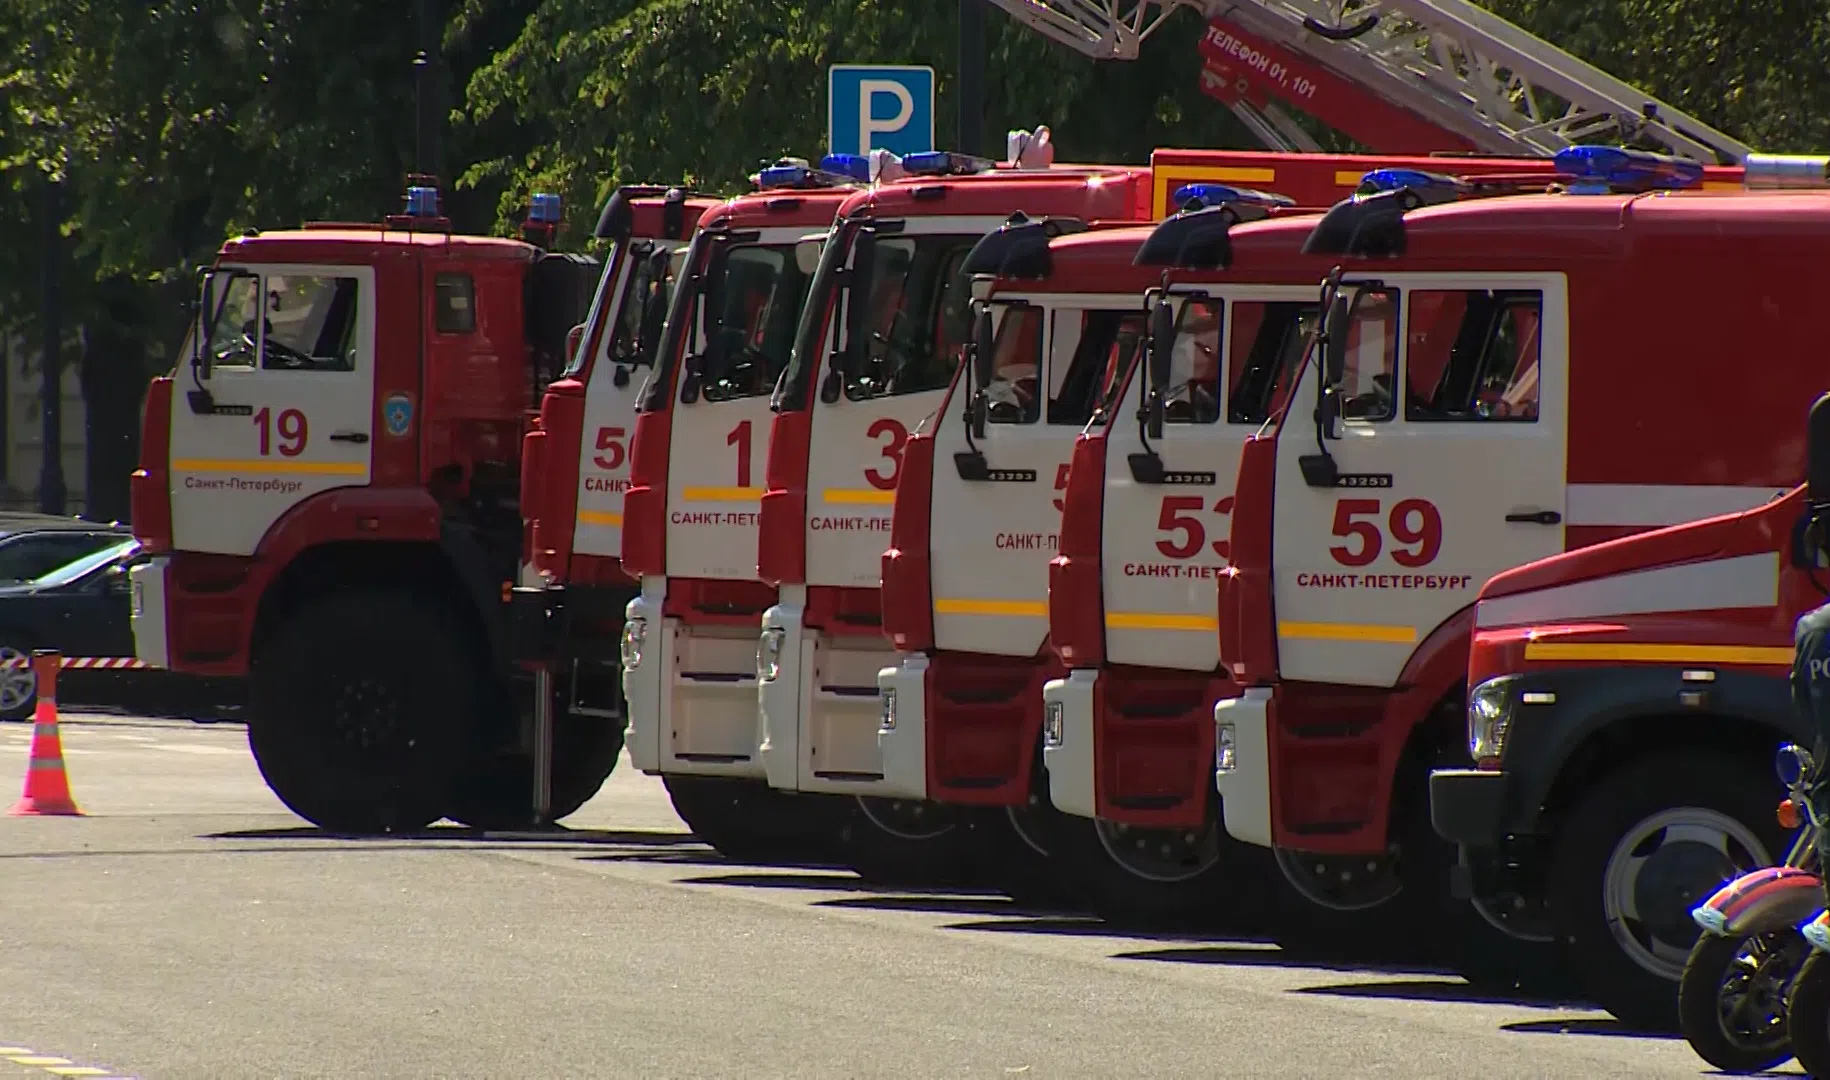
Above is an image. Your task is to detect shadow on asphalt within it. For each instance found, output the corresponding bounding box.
[204,825,702,848]
[1290,977,1587,1010]
[943,915,1274,947]
[1499,1017,1679,1040]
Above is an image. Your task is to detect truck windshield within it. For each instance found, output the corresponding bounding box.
[563,241,689,379]
[776,227,976,410]
[696,241,815,402]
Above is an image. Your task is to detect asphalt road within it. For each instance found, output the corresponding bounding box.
[0,714,1785,1079]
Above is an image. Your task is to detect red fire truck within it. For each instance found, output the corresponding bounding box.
[126,182,691,833]
[1426,163,1830,1022]
[612,160,869,859]
[1026,156,1580,926]
[1209,151,1825,982]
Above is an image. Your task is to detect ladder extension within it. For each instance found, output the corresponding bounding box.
[983,0,1752,163]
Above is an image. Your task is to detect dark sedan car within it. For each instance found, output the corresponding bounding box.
[0,536,246,720]
[0,516,131,585]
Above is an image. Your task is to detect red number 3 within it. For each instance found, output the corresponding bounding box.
[1329,497,1442,568]
[863,417,909,490]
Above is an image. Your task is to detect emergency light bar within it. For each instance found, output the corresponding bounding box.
[528,193,562,225]
[900,151,998,176]
[1170,183,1296,217]
[752,156,868,191]
[1553,145,1703,195]
[405,186,440,217]
[1744,154,1830,189]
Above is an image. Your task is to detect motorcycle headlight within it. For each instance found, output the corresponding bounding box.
[1468,675,1518,767]
[620,616,647,671]
[757,626,786,683]
[879,687,897,732]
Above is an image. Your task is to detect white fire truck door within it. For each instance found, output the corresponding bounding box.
[1268,274,1569,688]
[168,263,377,556]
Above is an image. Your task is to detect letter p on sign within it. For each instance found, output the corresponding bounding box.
[828,65,935,159]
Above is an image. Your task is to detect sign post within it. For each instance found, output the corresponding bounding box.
[827,65,936,159]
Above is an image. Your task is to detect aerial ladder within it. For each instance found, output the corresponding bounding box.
[985,0,1752,164]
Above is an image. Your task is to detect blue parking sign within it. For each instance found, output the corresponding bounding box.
[828,65,935,159]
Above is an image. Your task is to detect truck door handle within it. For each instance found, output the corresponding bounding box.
[1505,510,1561,525]
[329,431,370,444]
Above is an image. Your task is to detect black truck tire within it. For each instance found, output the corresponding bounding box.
[444,687,626,830]
[1789,948,1830,1078]
[664,775,840,865]
[1052,806,1276,931]
[248,589,473,834]
[840,796,979,888]
[1546,752,1781,1032]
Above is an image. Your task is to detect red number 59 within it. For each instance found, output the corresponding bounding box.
[1329,497,1442,568]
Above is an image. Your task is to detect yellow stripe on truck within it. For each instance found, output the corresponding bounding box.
[1279,620,1418,644]
[679,486,763,502]
[1523,641,1792,666]
[1105,612,1220,632]
[577,510,623,526]
[821,488,895,506]
[172,458,365,476]
[934,598,1048,618]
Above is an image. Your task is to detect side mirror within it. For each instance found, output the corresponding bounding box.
[1809,393,1830,506]
[1147,298,1177,393]
[971,304,996,390]
[1322,289,1351,387]
[1317,386,1342,440]
[103,564,131,595]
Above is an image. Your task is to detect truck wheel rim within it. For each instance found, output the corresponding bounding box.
[1601,807,1771,981]
[0,647,36,714]
[328,675,408,766]
[1715,931,1802,1056]
[857,797,954,842]
[1273,845,1403,912]
[1093,819,1219,884]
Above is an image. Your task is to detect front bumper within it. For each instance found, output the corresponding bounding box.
[875,654,931,800]
[1212,687,1273,847]
[623,578,764,779]
[1040,669,1098,819]
[1428,768,1507,848]
[129,557,171,669]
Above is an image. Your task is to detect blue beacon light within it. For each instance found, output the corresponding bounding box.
[1170,183,1297,211]
[819,154,873,182]
[901,151,996,176]
[756,162,811,190]
[1356,168,1464,197]
[1553,145,1705,195]
[405,186,440,217]
[528,193,562,224]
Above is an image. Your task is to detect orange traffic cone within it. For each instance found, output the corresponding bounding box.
[9,650,81,816]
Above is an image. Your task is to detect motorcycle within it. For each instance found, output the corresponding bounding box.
[1681,742,1821,1073]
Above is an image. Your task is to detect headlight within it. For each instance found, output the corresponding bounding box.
[130,578,145,617]
[879,687,897,732]
[757,626,786,682]
[1043,700,1065,747]
[620,616,647,671]
[1468,675,1518,766]
[1215,719,1236,772]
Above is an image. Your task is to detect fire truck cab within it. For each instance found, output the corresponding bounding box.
[129,183,615,833]
[1036,154,1572,925]
[617,159,865,860]
[1210,151,1828,970]
[756,137,1163,882]
[1423,157,1830,1027]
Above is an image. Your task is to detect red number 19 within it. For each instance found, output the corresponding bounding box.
[254,407,308,457]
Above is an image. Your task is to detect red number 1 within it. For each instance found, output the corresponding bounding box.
[727,419,752,488]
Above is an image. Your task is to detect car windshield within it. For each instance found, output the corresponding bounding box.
[29,538,139,588]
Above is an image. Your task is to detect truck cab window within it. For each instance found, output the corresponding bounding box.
[1404,289,1543,422]
[698,243,811,402]
[846,236,972,400]
[1227,301,1318,425]
[612,244,686,369]
[262,274,360,372]
[207,271,263,369]
[1340,288,1398,422]
[1164,299,1221,424]
[434,273,476,334]
[986,304,1044,425]
[1051,309,1143,427]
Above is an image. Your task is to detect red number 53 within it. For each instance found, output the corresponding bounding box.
[1329,497,1442,568]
